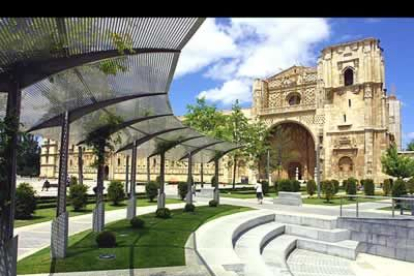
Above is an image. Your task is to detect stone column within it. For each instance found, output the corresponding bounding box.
[92,142,105,232]
[78,146,83,185]
[51,111,70,258]
[186,153,193,204]
[213,159,220,204]
[0,85,21,276]
[157,152,166,209]
[125,155,129,195]
[127,142,137,219]
[316,145,321,199]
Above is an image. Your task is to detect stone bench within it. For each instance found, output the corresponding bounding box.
[273,192,303,206]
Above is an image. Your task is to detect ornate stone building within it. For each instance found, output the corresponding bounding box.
[252,37,401,183]
[40,38,401,184]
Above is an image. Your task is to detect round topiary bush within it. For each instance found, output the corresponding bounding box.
[322,180,335,203]
[69,183,88,211]
[178,182,188,200]
[278,179,292,192]
[261,180,269,195]
[363,179,375,196]
[96,231,116,248]
[209,200,218,207]
[15,183,37,219]
[108,180,126,206]
[156,207,171,219]
[383,179,392,196]
[130,217,145,229]
[291,180,301,192]
[184,203,195,212]
[306,179,316,197]
[331,179,340,195]
[146,181,159,202]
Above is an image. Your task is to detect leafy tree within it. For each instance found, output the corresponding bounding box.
[381,144,414,179]
[383,179,393,196]
[306,180,317,197]
[363,179,375,196]
[107,180,125,206]
[15,183,37,219]
[407,177,414,195]
[145,181,159,202]
[346,177,357,200]
[331,179,340,195]
[17,133,41,177]
[392,179,407,208]
[69,183,88,211]
[406,140,414,151]
[322,180,335,203]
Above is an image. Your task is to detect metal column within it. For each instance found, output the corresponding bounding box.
[51,111,70,258]
[125,155,129,195]
[157,152,166,209]
[147,157,151,184]
[78,146,83,185]
[0,85,21,276]
[213,158,220,204]
[127,143,137,219]
[200,163,204,188]
[186,153,193,204]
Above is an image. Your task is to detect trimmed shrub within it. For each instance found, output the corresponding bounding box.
[306,180,317,197]
[145,181,158,202]
[278,179,291,192]
[322,180,335,203]
[261,180,269,195]
[291,180,300,192]
[130,217,145,229]
[209,200,218,207]
[108,180,125,206]
[15,183,37,219]
[392,178,408,208]
[184,203,195,212]
[155,175,161,185]
[407,178,414,195]
[331,179,340,195]
[178,182,188,200]
[346,177,357,200]
[383,179,392,196]
[69,176,78,186]
[156,207,171,219]
[69,183,88,211]
[342,179,348,191]
[96,231,116,248]
[363,179,375,196]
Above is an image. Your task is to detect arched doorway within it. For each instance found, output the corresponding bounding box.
[265,121,316,181]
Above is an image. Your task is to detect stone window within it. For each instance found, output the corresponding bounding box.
[338,156,353,172]
[344,68,354,86]
[287,93,301,106]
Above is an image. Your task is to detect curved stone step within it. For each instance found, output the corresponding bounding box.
[285,223,350,242]
[234,222,285,276]
[275,213,338,229]
[262,235,297,276]
[296,238,359,260]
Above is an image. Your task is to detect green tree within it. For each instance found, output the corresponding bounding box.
[15,183,37,219]
[107,180,125,206]
[306,180,317,197]
[69,184,88,211]
[406,140,414,151]
[17,133,41,177]
[407,177,414,195]
[322,180,335,203]
[381,144,414,179]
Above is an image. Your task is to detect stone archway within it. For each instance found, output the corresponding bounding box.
[266,121,316,181]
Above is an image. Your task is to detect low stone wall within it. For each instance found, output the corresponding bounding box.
[337,217,414,262]
[273,192,302,206]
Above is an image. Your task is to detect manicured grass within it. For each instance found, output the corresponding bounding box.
[14,198,182,228]
[302,196,383,206]
[17,204,251,274]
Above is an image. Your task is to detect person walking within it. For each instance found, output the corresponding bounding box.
[255,180,263,204]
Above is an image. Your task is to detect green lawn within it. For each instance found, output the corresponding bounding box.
[17,204,251,274]
[14,198,182,228]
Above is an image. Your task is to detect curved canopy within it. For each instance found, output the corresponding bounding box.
[0,17,241,162]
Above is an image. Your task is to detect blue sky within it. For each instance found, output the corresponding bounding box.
[168,18,414,149]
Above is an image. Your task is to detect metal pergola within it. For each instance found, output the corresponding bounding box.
[0,18,241,276]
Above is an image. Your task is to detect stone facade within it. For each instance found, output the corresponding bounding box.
[40,38,401,184]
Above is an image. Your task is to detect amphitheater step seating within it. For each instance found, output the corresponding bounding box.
[195,210,359,276]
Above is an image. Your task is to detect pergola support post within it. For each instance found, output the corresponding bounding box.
[200,163,204,188]
[186,153,193,204]
[146,157,151,184]
[125,155,129,196]
[51,111,70,259]
[157,153,166,209]
[0,86,21,276]
[127,144,137,219]
[78,146,83,185]
[92,142,105,232]
[214,158,220,204]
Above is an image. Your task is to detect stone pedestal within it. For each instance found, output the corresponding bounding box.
[214,188,220,204]
[127,196,136,219]
[92,202,105,232]
[0,235,18,276]
[157,192,166,209]
[51,212,68,258]
[273,192,302,206]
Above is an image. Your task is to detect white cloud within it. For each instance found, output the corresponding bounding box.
[198,79,251,104]
[177,18,331,105]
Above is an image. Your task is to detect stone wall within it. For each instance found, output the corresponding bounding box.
[337,217,414,262]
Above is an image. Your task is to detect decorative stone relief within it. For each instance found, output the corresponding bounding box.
[314,115,325,125]
[299,115,314,125]
[303,88,315,105]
